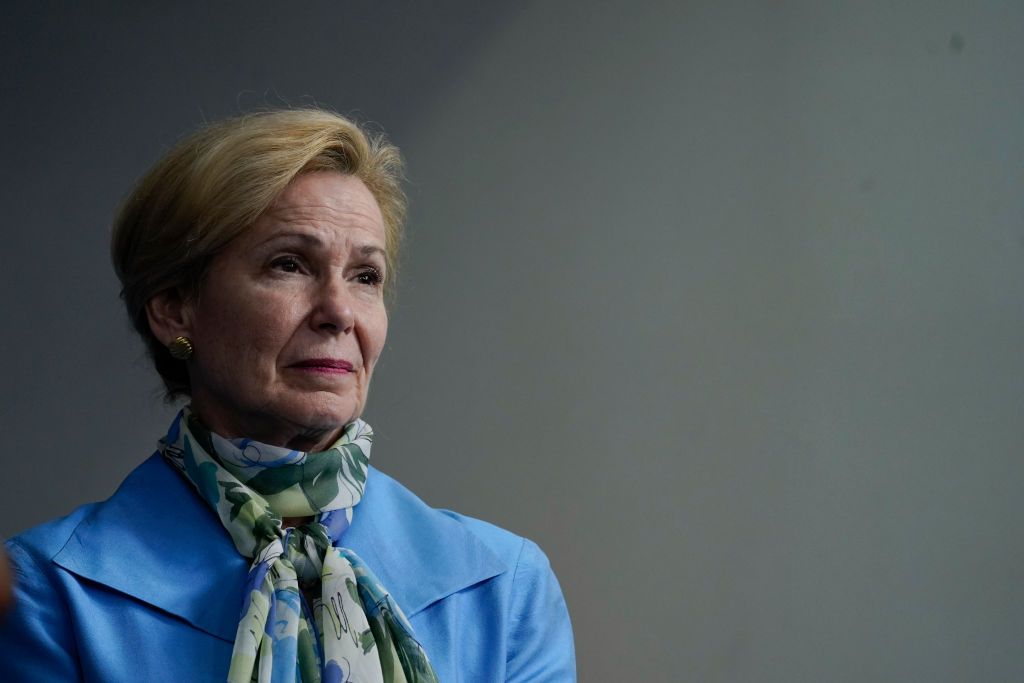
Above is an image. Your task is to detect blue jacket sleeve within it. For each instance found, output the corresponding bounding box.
[0,540,82,682]
[505,539,576,682]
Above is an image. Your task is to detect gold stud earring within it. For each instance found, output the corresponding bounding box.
[168,335,194,360]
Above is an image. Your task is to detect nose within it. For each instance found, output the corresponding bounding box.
[309,273,355,334]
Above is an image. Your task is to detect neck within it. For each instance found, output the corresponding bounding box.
[280,429,340,452]
[187,398,344,452]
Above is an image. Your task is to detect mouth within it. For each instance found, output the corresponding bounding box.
[288,358,355,375]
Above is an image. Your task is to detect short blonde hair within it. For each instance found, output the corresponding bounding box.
[111,108,405,398]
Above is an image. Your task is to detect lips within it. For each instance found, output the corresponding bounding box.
[289,358,355,373]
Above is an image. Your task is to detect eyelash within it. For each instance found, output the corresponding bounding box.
[271,255,303,273]
[271,256,383,287]
[356,267,384,287]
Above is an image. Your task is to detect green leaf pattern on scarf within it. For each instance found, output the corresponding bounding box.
[159,408,438,683]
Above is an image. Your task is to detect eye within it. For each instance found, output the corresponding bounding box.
[270,255,303,273]
[356,267,384,287]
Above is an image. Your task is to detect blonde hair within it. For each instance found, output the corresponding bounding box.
[111,108,406,398]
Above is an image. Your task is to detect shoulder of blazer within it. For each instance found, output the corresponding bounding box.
[343,466,512,616]
[14,455,513,639]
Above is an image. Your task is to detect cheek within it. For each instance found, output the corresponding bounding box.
[194,295,295,380]
[364,312,388,370]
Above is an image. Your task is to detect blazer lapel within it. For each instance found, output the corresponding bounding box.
[53,454,245,642]
[50,457,508,641]
[342,467,509,617]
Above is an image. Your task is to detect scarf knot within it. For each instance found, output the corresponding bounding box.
[285,524,331,588]
[159,408,438,683]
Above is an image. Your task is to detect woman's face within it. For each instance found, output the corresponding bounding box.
[181,172,388,450]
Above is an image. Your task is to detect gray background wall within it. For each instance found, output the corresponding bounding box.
[2,2,1022,681]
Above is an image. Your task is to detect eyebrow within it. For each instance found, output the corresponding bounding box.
[257,232,386,260]
[257,232,323,248]
[358,245,386,259]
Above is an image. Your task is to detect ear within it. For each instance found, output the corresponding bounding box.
[145,288,194,347]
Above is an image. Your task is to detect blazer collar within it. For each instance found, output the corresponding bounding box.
[52,454,247,641]
[342,467,508,617]
[52,455,506,641]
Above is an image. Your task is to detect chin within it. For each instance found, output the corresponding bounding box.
[290,393,363,431]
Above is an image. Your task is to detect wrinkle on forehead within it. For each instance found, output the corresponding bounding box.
[270,173,383,221]
[266,200,382,226]
[256,174,386,245]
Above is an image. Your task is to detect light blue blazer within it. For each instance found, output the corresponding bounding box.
[0,455,575,681]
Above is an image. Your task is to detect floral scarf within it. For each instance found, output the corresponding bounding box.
[159,408,438,683]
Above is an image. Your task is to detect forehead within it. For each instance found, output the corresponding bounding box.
[251,172,386,246]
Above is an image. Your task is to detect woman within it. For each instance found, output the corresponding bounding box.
[0,109,575,681]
